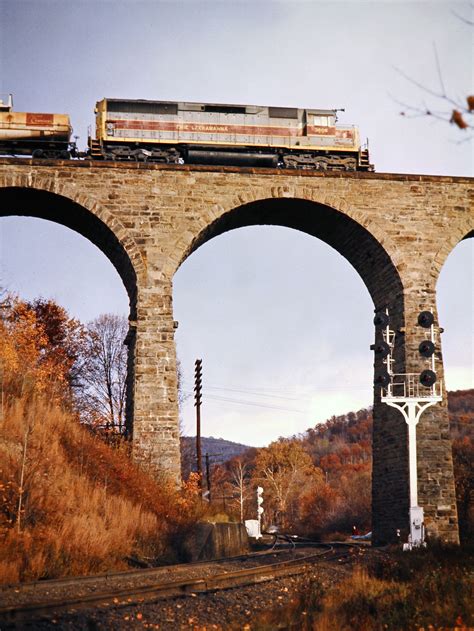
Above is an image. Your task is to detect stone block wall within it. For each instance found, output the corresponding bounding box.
[0,159,472,543]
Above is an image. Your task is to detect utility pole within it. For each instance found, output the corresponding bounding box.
[194,359,203,488]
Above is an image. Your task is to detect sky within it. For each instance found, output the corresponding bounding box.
[0,0,473,446]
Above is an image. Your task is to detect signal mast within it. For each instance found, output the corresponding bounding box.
[372,308,442,550]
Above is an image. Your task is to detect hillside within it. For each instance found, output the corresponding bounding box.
[191,390,473,540]
[180,435,254,479]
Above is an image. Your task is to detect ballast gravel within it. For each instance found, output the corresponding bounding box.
[2,547,374,630]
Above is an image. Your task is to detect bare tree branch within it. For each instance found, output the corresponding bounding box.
[452,2,474,26]
[76,314,129,432]
[394,13,473,135]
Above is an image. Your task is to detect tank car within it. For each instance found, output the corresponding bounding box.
[0,94,75,159]
[89,98,373,171]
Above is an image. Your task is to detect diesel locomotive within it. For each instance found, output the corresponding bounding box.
[0,94,373,171]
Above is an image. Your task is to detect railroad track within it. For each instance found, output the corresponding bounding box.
[0,544,346,626]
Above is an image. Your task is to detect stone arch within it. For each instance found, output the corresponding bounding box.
[172,195,404,312]
[0,185,144,319]
[170,193,409,544]
[432,219,474,284]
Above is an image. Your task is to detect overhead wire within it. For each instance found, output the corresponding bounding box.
[182,379,370,400]
[182,390,307,413]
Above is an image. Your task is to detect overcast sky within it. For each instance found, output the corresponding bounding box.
[0,0,473,446]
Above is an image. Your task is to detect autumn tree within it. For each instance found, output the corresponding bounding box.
[297,482,340,537]
[226,458,252,522]
[0,296,85,404]
[27,298,87,390]
[253,438,322,529]
[76,314,129,433]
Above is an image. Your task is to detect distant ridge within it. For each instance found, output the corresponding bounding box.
[179,389,473,478]
[180,436,253,478]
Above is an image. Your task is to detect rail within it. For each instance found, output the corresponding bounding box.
[0,544,343,625]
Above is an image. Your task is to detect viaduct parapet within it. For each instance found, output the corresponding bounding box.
[1,159,472,544]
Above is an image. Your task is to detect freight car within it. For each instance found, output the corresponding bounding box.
[89,98,373,171]
[0,95,76,159]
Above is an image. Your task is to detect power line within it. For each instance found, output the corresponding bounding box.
[182,380,370,399]
[197,384,304,401]
[183,391,306,414]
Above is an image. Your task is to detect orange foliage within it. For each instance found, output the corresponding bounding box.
[0,295,205,583]
[253,438,321,529]
[0,394,205,583]
[0,297,85,405]
[297,482,340,535]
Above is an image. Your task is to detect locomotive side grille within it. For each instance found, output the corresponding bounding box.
[107,101,178,115]
[203,105,246,114]
[268,107,298,119]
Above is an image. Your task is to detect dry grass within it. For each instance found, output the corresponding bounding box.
[255,548,474,631]
[0,395,203,584]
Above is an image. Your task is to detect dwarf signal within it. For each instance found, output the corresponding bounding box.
[257,486,264,515]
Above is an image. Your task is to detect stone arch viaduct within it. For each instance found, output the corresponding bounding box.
[0,159,472,545]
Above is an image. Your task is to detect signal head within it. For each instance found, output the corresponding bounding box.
[420,369,437,387]
[419,340,435,357]
[373,341,391,357]
[374,370,391,387]
[373,311,390,327]
[418,311,434,328]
